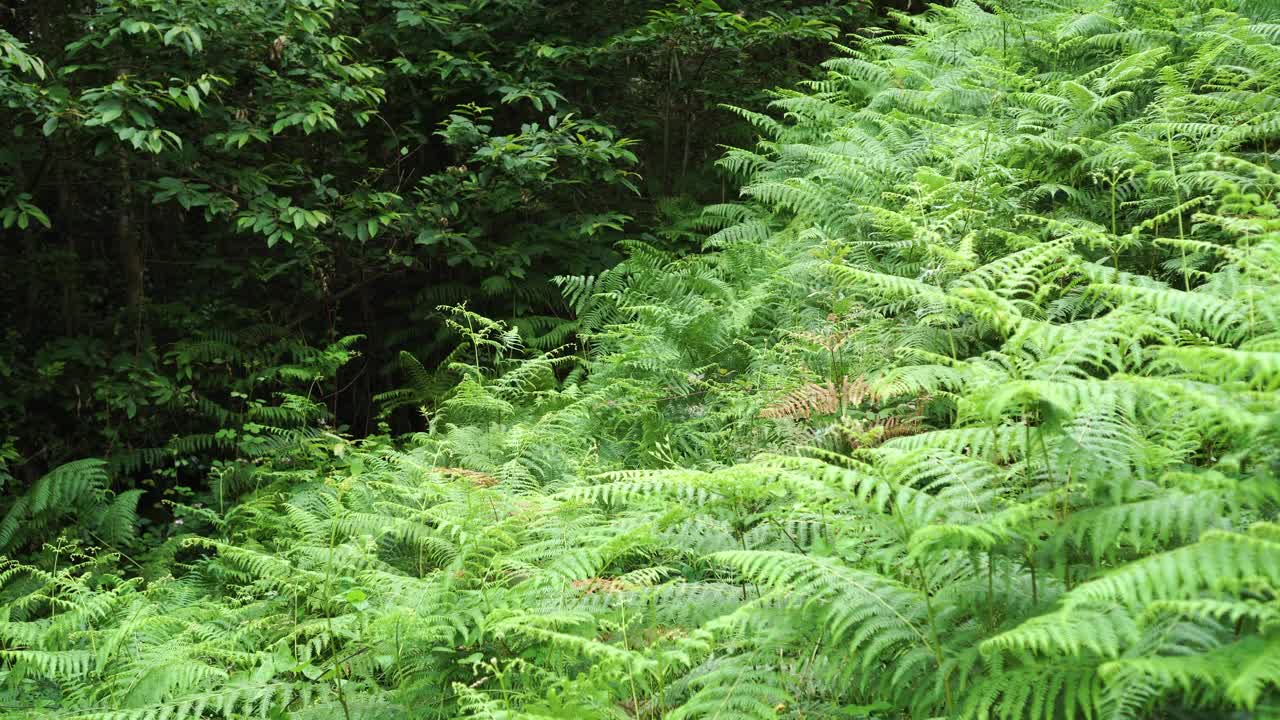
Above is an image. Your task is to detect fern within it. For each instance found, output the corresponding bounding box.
[8,0,1280,717]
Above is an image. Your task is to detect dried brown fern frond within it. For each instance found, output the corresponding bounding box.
[572,577,631,594]
[837,413,927,449]
[788,322,857,355]
[435,466,500,487]
[760,376,877,419]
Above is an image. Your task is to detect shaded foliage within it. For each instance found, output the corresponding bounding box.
[0,0,867,485]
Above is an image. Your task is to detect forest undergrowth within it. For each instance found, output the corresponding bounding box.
[4,0,1280,717]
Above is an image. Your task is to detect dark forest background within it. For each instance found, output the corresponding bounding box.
[2,0,901,493]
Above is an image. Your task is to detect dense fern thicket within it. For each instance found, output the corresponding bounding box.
[5,0,1280,718]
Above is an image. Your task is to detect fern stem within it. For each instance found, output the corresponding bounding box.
[915,558,954,716]
[324,485,354,720]
[1110,172,1120,269]
[620,605,642,717]
[1028,551,1038,606]
[987,555,995,630]
[1165,122,1189,290]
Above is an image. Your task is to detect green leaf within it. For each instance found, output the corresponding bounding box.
[98,100,123,124]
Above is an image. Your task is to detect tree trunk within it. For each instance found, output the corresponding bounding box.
[116,148,144,347]
[13,162,40,337]
[57,156,79,336]
[682,109,696,188]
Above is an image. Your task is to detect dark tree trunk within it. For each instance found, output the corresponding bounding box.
[117,148,144,347]
[57,155,79,336]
